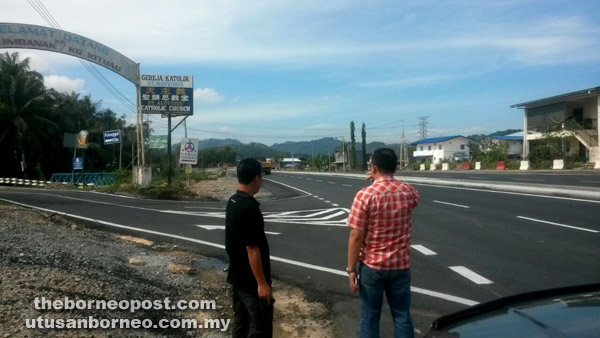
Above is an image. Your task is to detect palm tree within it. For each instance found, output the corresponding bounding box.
[0,52,57,178]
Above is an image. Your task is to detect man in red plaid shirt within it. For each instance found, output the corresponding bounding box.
[346,148,419,338]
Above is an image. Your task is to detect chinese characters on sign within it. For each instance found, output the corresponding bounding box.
[179,138,199,165]
[140,74,193,116]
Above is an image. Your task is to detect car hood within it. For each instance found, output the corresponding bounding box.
[425,284,600,338]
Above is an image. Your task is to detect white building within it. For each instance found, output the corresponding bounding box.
[511,87,599,163]
[485,133,523,159]
[410,135,474,164]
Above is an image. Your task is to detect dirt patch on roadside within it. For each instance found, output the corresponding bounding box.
[188,174,272,202]
[0,204,335,337]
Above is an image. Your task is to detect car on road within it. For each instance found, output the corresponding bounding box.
[425,283,600,338]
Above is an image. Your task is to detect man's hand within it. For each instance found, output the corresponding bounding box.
[366,170,374,181]
[348,272,358,293]
[257,281,274,303]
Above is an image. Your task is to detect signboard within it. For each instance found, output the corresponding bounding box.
[149,135,168,149]
[103,130,121,145]
[72,157,84,170]
[76,130,89,149]
[140,74,193,116]
[0,23,139,84]
[179,138,199,165]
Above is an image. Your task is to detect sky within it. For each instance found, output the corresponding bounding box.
[2,0,599,146]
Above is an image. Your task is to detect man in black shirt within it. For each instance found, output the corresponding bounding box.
[225,158,274,338]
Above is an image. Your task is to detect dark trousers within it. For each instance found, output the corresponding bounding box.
[232,286,274,338]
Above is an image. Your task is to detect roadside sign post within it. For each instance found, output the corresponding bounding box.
[103,130,122,171]
[140,74,193,186]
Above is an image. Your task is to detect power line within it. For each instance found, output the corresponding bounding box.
[28,0,137,114]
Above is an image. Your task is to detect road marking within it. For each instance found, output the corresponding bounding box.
[580,181,600,183]
[324,200,331,204]
[411,245,437,256]
[512,178,545,182]
[411,183,600,204]
[450,266,493,285]
[343,184,353,187]
[263,178,312,196]
[316,180,323,182]
[433,200,470,208]
[195,225,281,235]
[468,176,486,180]
[327,181,336,184]
[306,178,312,181]
[517,216,598,233]
[0,198,479,307]
[185,206,225,210]
[332,203,340,207]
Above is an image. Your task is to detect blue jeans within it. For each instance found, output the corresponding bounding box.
[358,262,414,338]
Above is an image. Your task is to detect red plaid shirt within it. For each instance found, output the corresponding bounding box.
[347,176,419,270]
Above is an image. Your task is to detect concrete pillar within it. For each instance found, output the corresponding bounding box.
[523,108,529,159]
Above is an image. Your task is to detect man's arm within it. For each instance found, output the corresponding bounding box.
[246,245,274,302]
[347,228,365,293]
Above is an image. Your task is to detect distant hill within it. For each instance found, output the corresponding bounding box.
[271,137,339,156]
[193,137,400,159]
[198,138,242,149]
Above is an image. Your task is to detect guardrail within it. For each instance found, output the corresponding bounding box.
[49,173,116,186]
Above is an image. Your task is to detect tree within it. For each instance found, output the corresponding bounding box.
[361,122,367,170]
[0,52,57,178]
[350,121,356,171]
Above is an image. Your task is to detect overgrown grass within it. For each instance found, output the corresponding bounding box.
[97,168,220,200]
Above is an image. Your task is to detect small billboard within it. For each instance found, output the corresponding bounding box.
[103,130,121,145]
[72,157,84,170]
[140,74,193,116]
[179,138,199,165]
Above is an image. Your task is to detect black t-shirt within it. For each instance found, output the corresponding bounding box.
[225,190,271,294]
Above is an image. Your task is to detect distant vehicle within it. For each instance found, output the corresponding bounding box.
[452,152,469,162]
[261,161,273,175]
[425,283,600,338]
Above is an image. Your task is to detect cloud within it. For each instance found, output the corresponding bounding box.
[194,88,224,104]
[44,75,85,93]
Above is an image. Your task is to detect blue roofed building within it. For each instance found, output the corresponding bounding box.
[485,133,524,159]
[410,135,475,164]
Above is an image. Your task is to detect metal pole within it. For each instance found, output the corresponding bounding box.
[119,129,122,170]
[168,111,172,186]
[342,136,346,173]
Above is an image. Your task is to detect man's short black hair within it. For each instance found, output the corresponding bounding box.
[372,148,398,174]
[237,158,262,185]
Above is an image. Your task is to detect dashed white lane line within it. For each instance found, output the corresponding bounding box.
[195,225,281,235]
[327,181,336,185]
[433,200,470,208]
[411,245,437,256]
[332,203,340,207]
[517,216,598,233]
[1,198,480,307]
[450,266,493,285]
[263,178,312,196]
[343,184,353,187]
[306,178,312,181]
[316,180,323,182]
[324,200,331,204]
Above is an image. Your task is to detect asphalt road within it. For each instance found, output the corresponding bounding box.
[1,173,598,337]
[396,169,600,187]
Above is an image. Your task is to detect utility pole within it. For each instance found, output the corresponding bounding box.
[418,116,430,140]
[341,136,346,173]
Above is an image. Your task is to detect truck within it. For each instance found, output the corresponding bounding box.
[261,160,273,175]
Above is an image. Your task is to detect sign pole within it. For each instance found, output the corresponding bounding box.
[168,111,172,186]
[119,129,123,171]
